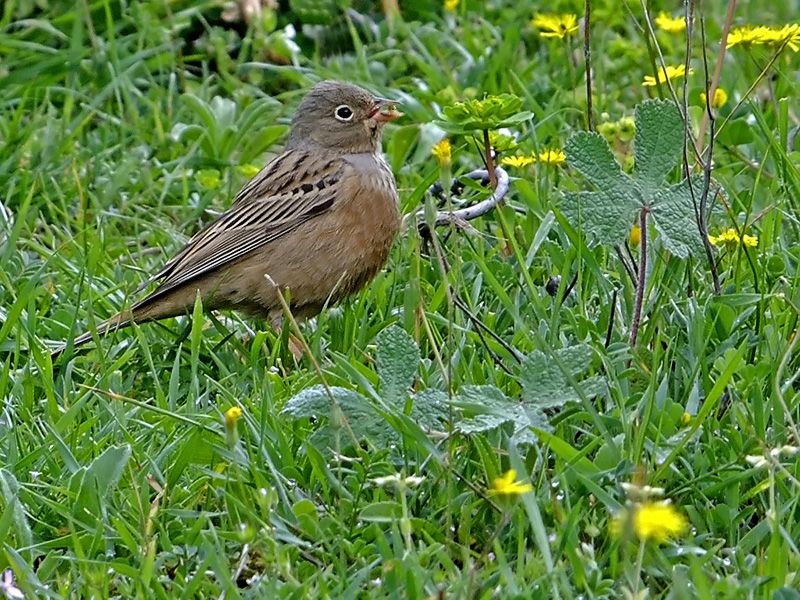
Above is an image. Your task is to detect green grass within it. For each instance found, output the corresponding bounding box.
[1,0,800,597]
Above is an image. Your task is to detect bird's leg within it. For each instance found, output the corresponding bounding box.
[270,313,305,361]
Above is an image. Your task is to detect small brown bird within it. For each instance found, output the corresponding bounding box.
[58,81,401,355]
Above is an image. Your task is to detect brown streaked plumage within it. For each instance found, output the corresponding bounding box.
[56,81,401,356]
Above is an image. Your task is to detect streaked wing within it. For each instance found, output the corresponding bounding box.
[142,150,344,299]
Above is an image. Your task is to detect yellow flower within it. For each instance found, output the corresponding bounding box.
[501,154,536,168]
[431,138,452,166]
[491,469,533,496]
[531,13,579,39]
[700,87,729,108]
[763,24,800,52]
[444,0,459,12]
[681,412,692,426]
[655,12,685,34]
[727,25,773,48]
[538,148,566,166]
[629,225,641,247]
[708,228,758,247]
[642,64,690,87]
[742,234,758,247]
[225,406,243,429]
[612,501,687,544]
[634,502,687,543]
[727,24,800,52]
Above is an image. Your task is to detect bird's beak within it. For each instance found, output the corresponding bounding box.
[368,98,403,122]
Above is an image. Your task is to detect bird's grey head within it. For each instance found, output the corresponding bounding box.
[287,80,401,154]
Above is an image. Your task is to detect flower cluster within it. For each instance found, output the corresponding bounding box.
[746,445,800,470]
[597,116,635,143]
[500,149,566,168]
[727,24,800,52]
[708,228,758,248]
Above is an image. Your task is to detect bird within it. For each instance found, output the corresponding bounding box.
[55,80,402,357]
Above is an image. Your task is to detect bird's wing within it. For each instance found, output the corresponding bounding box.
[141,150,345,300]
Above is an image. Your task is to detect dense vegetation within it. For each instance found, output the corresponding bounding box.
[1,0,799,597]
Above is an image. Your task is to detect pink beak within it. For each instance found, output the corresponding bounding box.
[368,99,403,122]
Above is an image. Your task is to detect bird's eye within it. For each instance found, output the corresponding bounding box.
[334,105,354,121]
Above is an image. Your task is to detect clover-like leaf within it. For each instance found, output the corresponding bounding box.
[634,100,684,197]
[437,94,534,133]
[651,177,707,259]
[452,385,550,445]
[282,385,393,453]
[282,382,447,455]
[560,189,639,246]
[562,99,709,255]
[565,131,629,191]
[520,345,607,409]
[410,388,449,430]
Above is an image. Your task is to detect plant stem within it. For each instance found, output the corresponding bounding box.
[483,129,497,189]
[631,539,647,595]
[629,208,648,347]
[583,0,594,131]
[697,0,736,147]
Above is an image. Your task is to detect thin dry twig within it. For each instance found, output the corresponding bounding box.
[583,0,594,131]
[639,0,703,162]
[692,10,722,294]
[697,0,736,147]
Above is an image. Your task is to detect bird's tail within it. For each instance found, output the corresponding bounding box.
[51,311,133,360]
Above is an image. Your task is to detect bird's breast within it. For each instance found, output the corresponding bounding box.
[324,155,400,297]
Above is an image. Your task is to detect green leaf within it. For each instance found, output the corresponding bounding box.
[289,0,338,24]
[376,325,420,404]
[0,469,33,550]
[359,501,403,523]
[282,385,391,453]
[715,118,756,147]
[565,132,629,191]
[562,100,718,259]
[452,385,549,445]
[650,177,707,259]
[633,99,684,195]
[74,445,132,519]
[437,94,533,133]
[560,189,639,247]
[520,345,607,409]
[168,429,216,488]
[410,388,449,430]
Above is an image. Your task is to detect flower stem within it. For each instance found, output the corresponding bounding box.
[629,208,648,347]
[483,129,497,189]
[631,539,646,595]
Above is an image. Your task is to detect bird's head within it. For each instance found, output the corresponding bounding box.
[287,80,402,154]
